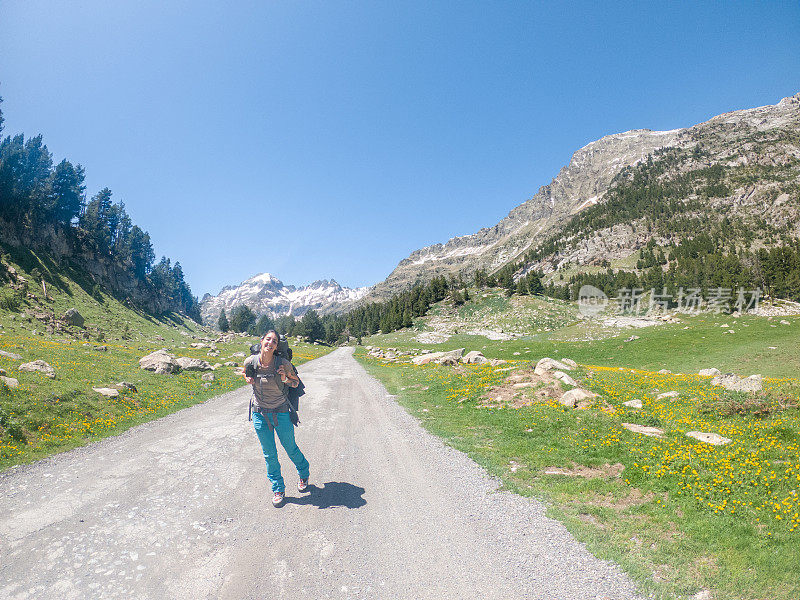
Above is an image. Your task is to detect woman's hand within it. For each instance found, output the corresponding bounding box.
[277,364,298,387]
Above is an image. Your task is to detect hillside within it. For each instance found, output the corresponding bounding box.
[366,93,800,301]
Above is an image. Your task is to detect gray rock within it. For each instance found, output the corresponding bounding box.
[412,348,465,365]
[560,388,597,408]
[698,368,721,377]
[92,387,119,397]
[201,372,215,382]
[62,308,84,328]
[534,357,573,376]
[0,350,23,360]
[657,369,672,374]
[18,360,56,378]
[623,399,643,409]
[116,382,138,392]
[711,373,763,393]
[176,357,213,371]
[656,391,679,400]
[686,431,731,446]
[1,376,19,389]
[463,351,488,365]
[622,423,664,437]
[552,371,578,387]
[139,349,179,374]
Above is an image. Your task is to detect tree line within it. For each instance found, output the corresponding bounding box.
[0,94,201,320]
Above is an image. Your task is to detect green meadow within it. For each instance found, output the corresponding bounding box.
[357,290,800,600]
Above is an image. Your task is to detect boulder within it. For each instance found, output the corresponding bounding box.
[560,388,597,408]
[552,371,578,387]
[62,308,84,328]
[0,350,23,360]
[202,372,215,382]
[92,387,119,397]
[622,423,664,437]
[436,356,460,366]
[139,349,180,374]
[412,348,465,365]
[561,358,578,368]
[534,357,573,376]
[656,391,679,400]
[462,351,488,365]
[1,376,19,389]
[623,399,643,409]
[18,360,56,378]
[711,373,763,393]
[176,357,213,371]
[698,368,721,377]
[686,431,731,446]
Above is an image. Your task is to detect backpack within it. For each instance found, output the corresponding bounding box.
[247,335,304,426]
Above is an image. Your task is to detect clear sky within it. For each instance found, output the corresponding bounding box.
[1,1,798,298]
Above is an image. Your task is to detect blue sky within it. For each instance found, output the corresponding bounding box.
[1,1,798,297]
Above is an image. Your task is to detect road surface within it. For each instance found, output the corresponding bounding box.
[0,348,642,599]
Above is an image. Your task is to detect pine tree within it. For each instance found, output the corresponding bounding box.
[218,308,229,332]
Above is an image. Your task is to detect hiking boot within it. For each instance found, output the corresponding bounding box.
[272,491,285,506]
[297,478,309,493]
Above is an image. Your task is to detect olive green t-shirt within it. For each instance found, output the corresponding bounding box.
[244,354,296,411]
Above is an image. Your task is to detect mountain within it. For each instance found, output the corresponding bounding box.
[199,273,370,325]
[366,93,800,300]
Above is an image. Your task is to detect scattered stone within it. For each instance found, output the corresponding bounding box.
[0,350,23,360]
[176,357,213,371]
[657,369,671,374]
[116,382,138,392]
[190,342,209,348]
[1,376,19,389]
[711,373,763,393]
[224,361,236,367]
[780,319,791,325]
[533,357,573,376]
[18,360,56,378]
[656,391,679,399]
[92,387,119,397]
[552,371,578,387]
[561,358,578,368]
[62,308,84,328]
[691,590,712,600]
[231,352,247,358]
[139,349,180,374]
[622,423,664,437]
[624,335,640,342]
[412,348,465,365]
[202,372,215,382]
[623,399,643,409]
[686,431,731,446]
[698,368,721,377]
[489,359,508,366]
[94,345,108,352]
[560,388,597,408]
[462,351,488,365]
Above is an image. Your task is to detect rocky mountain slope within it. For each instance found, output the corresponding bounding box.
[199,273,369,325]
[367,93,800,299]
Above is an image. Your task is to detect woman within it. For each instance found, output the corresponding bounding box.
[243,330,310,506]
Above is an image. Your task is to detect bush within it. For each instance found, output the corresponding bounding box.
[0,289,21,311]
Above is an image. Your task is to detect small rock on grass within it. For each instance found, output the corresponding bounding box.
[622,423,664,437]
[623,399,643,409]
[92,387,119,397]
[686,431,731,446]
[1,376,19,389]
[0,350,23,360]
[698,368,721,377]
[656,391,679,400]
[18,360,56,378]
[560,388,597,408]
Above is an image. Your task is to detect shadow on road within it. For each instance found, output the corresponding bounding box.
[284,481,366,509]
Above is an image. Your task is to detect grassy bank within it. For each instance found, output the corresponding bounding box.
[356,312,800,599]
[0,248,335,469]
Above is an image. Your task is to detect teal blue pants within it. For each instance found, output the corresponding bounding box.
[252,411,310,493]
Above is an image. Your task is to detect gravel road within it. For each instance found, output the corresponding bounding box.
[0,348,643,599]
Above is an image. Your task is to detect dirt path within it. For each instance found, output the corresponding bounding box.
[0,348,642,599]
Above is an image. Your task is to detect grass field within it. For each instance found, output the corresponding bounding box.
[357,292,800,600]
[0,248,335,469]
